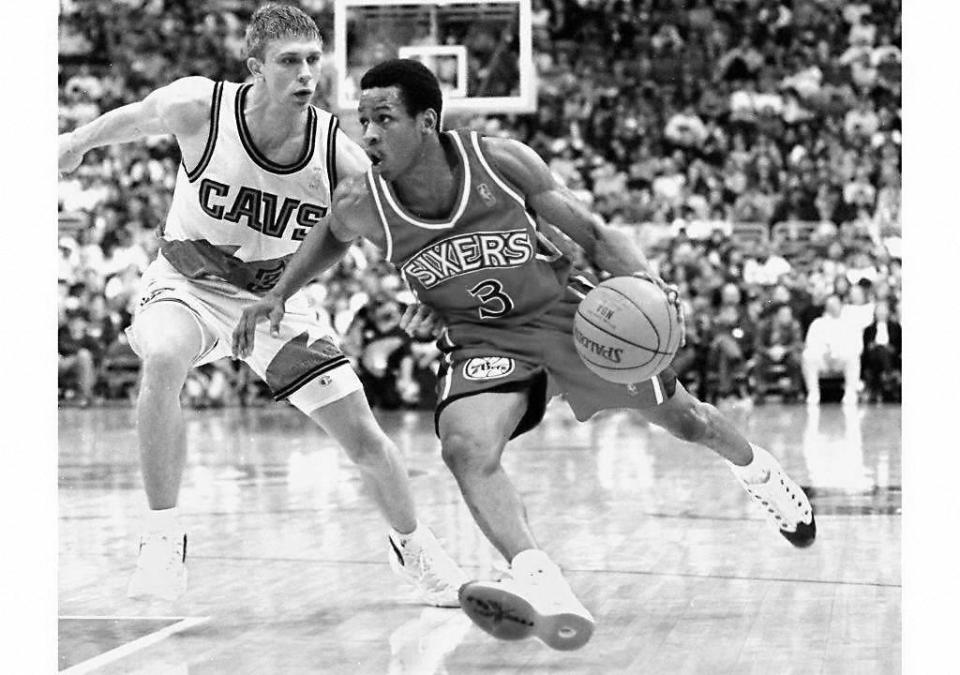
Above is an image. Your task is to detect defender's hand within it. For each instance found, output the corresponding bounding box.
[633,272,686,348]
[232,293,286,359]
[58,133,85,175]
[399,303,442,338]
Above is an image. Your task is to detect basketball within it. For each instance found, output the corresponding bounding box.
[573,276,682,384]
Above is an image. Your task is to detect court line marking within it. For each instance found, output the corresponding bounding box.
[561,567,901,589]
[59,615,210,674]
[183,554,899,589]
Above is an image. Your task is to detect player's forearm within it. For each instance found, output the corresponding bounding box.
[269,225,350,302]
[531,189,656,278]
[65,101,163,154]
[592,226,656,278]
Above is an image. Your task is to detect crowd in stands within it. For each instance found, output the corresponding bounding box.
[58,0,901,409]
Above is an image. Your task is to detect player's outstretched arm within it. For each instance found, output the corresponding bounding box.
[484,137,685,336]
[482,137,657,279]
[231,175,371,358]
[58,76,214,174]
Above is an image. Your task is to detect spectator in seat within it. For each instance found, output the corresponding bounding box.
[802,294,862,406]
[743,242,792,287]
[861,300,901,402]
[347,298,409,409]
[58,313,100,406]
[706,283,756,403]
[753,303,804,400]
[842,281,876,334]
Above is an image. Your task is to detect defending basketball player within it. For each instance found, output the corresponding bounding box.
[232,59,815,650]
[56,7,466,606]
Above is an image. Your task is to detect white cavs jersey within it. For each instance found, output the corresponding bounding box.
[159,81,340,294]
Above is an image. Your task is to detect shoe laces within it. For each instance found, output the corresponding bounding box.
[745,469,811,526]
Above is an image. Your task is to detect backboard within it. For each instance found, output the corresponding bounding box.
[333,0,535,117]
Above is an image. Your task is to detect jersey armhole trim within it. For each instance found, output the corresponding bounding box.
[469,131,526,208]
[185,81,224,183]
[366,169,394,263]
[326,115,340,191]
[470,131,558,261]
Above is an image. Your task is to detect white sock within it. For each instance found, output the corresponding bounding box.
[510,549,559,576]
[144,506,182,534]
[727,444,773,484]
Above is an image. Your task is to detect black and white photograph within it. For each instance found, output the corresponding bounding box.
[5,0,951,672]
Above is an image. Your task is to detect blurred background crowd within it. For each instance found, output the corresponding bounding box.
[58,0,901,410]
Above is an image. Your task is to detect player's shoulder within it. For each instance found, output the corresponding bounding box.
[474,134,549,190]
[332,173,374,212]
[155,76,219,108]
[476,134,524,161]
[151,77,220,135]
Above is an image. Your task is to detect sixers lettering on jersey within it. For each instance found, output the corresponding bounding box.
[401,229,533,289]
[197,179,327,241]
[370,129,573,327]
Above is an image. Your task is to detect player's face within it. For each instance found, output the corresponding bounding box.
[257,38,323,107]
[357,86,430,181]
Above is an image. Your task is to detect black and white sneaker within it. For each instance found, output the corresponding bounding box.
[127,532,188,601]
[388,526,467,608]
[735,446,816,547]
[459,566,594,651]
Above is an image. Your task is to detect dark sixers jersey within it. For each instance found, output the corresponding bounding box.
[367,130,572,328]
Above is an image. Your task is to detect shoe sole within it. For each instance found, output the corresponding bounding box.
[458,581,594,651]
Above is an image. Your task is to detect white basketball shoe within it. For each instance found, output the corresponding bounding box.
[733,445,816,547]
[126,532,188,601]
[459,554,595,651]
[388,526,468,608]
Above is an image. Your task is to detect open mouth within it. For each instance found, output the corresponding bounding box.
[367,152,383,167]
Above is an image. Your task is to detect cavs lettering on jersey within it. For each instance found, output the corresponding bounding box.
[370,130,572,328]
[160,81,339,294]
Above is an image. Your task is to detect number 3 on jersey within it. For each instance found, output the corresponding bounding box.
[468,279,515,320]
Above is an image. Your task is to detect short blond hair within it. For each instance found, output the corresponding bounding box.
[245,3,321,60]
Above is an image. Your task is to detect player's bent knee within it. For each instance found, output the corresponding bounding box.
[132,303,205,368]
[439,431,501,476]
[139,346,194,379]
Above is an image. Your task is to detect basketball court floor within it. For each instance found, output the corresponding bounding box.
[58,400,900,674]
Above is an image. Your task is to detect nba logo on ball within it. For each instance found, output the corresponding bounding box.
[573,276,682,384]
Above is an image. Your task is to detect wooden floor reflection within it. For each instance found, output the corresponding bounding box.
[59,400,900,674]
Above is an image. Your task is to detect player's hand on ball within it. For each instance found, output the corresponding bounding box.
[400,303,442,338]
[58,133,85,175]
[633,272,686,347]
[232,293,286,359]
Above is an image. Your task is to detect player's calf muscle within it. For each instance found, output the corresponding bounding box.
[660,399,714,445]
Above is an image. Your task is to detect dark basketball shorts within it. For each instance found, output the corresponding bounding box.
[434,272,678,438]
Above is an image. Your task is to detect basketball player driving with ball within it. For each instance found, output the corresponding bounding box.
[233,58,816,651]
